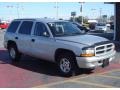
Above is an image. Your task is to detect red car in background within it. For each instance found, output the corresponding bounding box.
[0,22,9,29]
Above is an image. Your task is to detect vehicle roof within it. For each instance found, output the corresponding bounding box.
[14,18,67,23]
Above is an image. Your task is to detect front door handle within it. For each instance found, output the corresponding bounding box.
[31,39,35,42]
[15,37,18,40]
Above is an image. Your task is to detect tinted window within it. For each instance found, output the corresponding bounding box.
[34,22,49,36]
[18,21,33,35]
[7,21,20,33]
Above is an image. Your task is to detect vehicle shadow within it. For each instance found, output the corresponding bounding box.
[0,49,11,64]
[0,49,93,77]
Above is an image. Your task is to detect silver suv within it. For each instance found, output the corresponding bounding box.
[4,18,116,76]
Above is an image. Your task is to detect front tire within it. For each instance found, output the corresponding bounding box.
[8,44,21,62]
[57,53,78,77]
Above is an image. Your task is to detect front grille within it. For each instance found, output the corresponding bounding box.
[95,43,114,56]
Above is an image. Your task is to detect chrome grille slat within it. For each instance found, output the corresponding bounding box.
[95,43,114,56]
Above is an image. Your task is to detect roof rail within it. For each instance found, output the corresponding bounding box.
[14,18,36,21]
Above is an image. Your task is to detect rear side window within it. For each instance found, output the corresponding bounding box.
[7,21,20,33]
[18,21,33,35]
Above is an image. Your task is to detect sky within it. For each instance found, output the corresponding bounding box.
[0,2,114,21]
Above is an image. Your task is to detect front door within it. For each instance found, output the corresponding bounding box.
[30,22,55,61]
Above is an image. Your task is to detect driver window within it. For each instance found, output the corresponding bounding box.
[34,22,49,37]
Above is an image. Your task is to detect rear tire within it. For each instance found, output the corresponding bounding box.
[56,52,78,77]
[8,44,21,62]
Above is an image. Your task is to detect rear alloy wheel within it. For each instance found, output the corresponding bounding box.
[9,47,16,59]
[8,45,21,62]
[57,53,78,77]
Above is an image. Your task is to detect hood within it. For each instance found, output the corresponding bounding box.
[55,35,108,46]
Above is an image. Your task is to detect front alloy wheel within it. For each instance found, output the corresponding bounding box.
[57,53,78,77]
[60,58,71,74]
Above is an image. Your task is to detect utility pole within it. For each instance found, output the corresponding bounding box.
[99,8,102,22]
[54,2,59,20]
[91,9,96,19]
[20,3,24,18]
[79,2,84,25]
[6,5,13,21]
[17,3,20,18]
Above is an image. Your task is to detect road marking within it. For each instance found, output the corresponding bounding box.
[35,80,72,88]
[97,74,120,79]
[33,68,120,88]
[71,80,115,88]
[33,75,97,88]
[99,69,120,75]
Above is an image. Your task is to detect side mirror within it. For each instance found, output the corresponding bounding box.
[43,32,50,37]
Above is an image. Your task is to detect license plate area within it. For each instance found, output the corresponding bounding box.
[102,59,109,68]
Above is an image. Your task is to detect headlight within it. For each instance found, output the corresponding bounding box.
[80,48,95,57]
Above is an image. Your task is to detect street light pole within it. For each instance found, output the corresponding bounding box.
[55,2,59,20]
[99,8,102,22]
[91,9,96,19]
[17,3,20,18]
[6,5,13,21]
[79,2,84,25]
[81,3,83,25]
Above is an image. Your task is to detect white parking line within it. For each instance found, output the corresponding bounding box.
[99,69,120,75]
[71,80,115,88]
[33,69,120,88]
[97,74,120,79]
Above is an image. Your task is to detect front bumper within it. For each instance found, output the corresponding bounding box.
[76,51,116,69]
[96,28,107,31]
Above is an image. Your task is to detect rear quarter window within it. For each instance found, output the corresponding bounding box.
[7,21,20,33]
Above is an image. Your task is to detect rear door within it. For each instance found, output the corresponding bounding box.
[17,20,34,55]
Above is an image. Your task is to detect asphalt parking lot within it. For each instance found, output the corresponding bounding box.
[0,29,120,88]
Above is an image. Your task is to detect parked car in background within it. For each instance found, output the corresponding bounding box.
[95,23,107,33]
[71,22,89,33]
[0,22,9,29]
[89,23,96,30]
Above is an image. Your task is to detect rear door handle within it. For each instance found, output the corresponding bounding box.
[31,39,35,42]
[15,37,18,40]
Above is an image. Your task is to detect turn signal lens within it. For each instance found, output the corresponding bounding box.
[80,53,95,57]
[81,48,95,57]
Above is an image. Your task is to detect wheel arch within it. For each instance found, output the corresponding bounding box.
[7,40,17,49]
[55,48,76,62]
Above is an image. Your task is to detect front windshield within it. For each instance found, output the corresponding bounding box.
[47,22,82,37]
